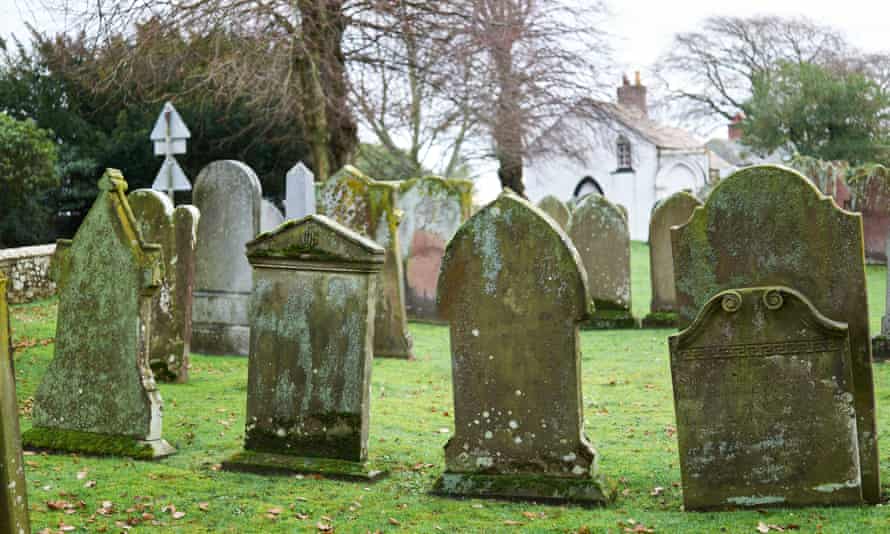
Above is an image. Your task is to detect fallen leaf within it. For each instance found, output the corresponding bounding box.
[650,486,664,496]
[172,511,186,519]
[389,517,401,526]
[504,520,524,526]
[317,522,333,532]
[198,502,209,512]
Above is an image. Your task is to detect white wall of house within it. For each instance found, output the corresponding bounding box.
[524,119,707,241]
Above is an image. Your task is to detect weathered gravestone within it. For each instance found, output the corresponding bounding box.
[260,199,285,233]
[873,233,890,359]
[537,195,571,229]
[192,160,262,355]
[670,286,862,510]
[285,162,316,220]
[129,189,200,383]
[642,191,701,328]
[672,164,879,504]
[1,274,30,534]
[23,170,175,459]
[568,194,635,329]
[397,176,473,322]
[433,190,610,504]
[318,166,413,359]
[222,215,387,480]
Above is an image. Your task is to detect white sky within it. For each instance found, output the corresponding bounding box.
[3,0,890,198]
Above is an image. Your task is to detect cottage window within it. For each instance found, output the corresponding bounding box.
[616,136,632,170]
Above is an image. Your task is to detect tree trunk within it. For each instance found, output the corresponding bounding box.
[296,0,357,181]
[492,40,525,196]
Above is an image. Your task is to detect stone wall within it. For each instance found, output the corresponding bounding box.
[0,244,57,303]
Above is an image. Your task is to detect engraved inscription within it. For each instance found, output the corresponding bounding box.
[676,338,843,361]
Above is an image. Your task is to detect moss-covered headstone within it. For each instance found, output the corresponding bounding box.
[397,176,473,322]
[670,287,862,509]
[642,191,701,328]
[129,189,200,383]
[23,170,175,459]
[874,233,890,359]
[318,166,413,358]
[672,164,879,503]
[192,160,262,356]
[1,274,30,534]
[433,190,610,505]
[568,194,635,329]
[537,195,571,229]
[222,215,387,480]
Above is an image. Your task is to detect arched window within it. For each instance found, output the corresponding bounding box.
[574,176,604,198]
[616,136,632,170]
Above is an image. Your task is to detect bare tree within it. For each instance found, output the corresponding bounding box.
[445,0,614,194]
[656,15,851,122]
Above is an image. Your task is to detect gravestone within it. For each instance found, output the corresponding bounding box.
[642,191,701,328]
[432,190,610,504]
[537,195,571,229]
[285,162,316,220]
[670,286,862,509]
[1,274,30,534]
[129,189,200,383]
[260,199,285,233]
[318,166,413,358]
[672,164,879,503]
[22,170,175,459]
[568,194,635,328]
[873,233,890,359]
[397,176,473,321]
[222,215,387,480]
[192,160,262,355]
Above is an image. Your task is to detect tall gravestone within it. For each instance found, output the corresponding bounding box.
[873,232,890,359]
[568,194,635,328]
[23,170,175,459]
[129,189,200,383]
[260,199,285,233]
[318,166,413,359]
[537,195,571,229]
[285,162,316,220]
[1,274,30,534]
[397,176,473,322]
[433,190,610,504]
[672,164,879,503]
[642,191,701,328]
[222,215,387,480]
[670,286,863,510]
[192,160,262,355]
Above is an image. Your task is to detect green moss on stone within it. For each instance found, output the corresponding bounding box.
[22,427,159,459]
[245,412,363,461]
[581,309,638,330]
[640,312,678,329]
[222,450,387,482]
[432,472,615,506]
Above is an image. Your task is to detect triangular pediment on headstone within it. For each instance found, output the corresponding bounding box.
[247,215,385,265]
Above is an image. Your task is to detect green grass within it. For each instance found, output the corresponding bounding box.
[8,242,890,533]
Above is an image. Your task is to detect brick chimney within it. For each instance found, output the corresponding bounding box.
[617,71,647,117]
[728,113,744,141]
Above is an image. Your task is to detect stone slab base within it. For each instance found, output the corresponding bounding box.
[872,335,890,361]
[581,310,638,330]
[22,427,175,460]
[191,323,250,356]
[221,450,388,482]
[640,312,679,329]
[431,472,613,506]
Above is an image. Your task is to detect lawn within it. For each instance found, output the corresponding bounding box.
[8,241,890,533]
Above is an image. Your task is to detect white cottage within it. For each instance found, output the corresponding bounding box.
[524,74,709,241]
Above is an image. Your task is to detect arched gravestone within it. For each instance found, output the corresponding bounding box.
[670,287,862,509]
[672,164,879,504]
[642,191,701,328]
[568,194,635,329]
[433,190,610,504]
[1,274,30,534]
[129,190,199,383]
[23,170,175,459]
[318,166,413,359]
[537,195,571,229]
[192,160,262,356]
[397,176,473,322]
[222,215,387,480]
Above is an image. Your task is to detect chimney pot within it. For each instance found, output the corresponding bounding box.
[617,73,648,117]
